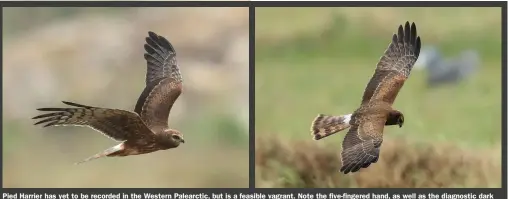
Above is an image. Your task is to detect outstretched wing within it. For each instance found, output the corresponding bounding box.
[340,114,386,174]
[134,31,183,132]
[361,21,421,105]
[33,101,153,141]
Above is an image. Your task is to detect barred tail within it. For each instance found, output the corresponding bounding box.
[311,113,352,140]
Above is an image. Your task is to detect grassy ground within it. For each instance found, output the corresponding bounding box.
[254,7,502,188]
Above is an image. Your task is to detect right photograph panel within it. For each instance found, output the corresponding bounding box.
[254,7,502,188]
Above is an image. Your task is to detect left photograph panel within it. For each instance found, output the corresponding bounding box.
[3,7,249,188]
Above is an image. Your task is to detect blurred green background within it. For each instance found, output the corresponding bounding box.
[255,7,502,188]
[3,7,249,188]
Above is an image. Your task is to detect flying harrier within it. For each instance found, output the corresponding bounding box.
[310,22,421,174]
[32,31,185,164]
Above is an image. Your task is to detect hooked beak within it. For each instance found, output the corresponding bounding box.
[398,123,403,128]
[181,139,185,143]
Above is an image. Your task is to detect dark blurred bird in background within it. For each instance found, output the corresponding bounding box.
[413,45,480,88]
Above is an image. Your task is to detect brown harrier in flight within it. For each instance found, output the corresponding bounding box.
[310,22,421,174]
[32,31,185,164]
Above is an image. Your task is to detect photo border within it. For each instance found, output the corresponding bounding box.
[0,1,251,189]
[249,5,256,189]
[251,1,507,191]
[503,0,507,193]
[1,4,4,190]
[0,0,506,195]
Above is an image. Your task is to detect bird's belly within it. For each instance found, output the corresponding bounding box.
[126,146,160,156]
[156,142,177,150]
[121,141,161,156]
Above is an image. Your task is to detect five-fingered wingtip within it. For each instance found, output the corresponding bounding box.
[61,101,76,106]
[398,21,417,32]
[147,31,158,39]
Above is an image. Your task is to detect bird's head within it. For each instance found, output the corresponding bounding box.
[166,129,185,145]
[386,110,404,128]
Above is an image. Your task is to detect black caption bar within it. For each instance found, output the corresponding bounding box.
[1,189,503,199]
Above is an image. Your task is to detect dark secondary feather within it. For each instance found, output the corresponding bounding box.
[134,31,183,132]
[33,101,153,141]
[361,22,421,105]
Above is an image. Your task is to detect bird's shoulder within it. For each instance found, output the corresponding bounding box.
[357,101,392,113]
[353,102,392,122]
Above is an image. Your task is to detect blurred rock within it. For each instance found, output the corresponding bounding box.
[414,45,480,88]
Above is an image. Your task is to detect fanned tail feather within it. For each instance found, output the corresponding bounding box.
[311,113,352,140]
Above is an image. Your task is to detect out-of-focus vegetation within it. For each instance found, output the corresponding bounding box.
[3,7,249,188]
[255,7,502,188]
[256,137,501,188]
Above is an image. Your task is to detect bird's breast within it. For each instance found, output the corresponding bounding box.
[154,137,179,149]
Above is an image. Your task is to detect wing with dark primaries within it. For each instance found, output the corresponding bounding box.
[361,21,421,105]
[340,118,385,174]
[33,101,154,141]
[142,31,182,85]
[135,31,183,132]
